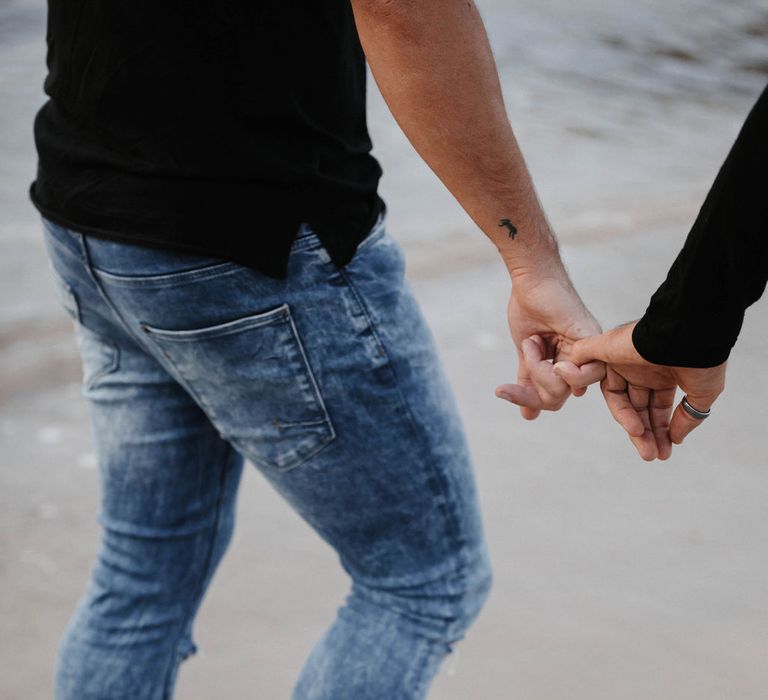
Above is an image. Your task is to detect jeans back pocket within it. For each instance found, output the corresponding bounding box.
[140,303,335,472]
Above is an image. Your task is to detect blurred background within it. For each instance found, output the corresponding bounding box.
[1,0,767,697]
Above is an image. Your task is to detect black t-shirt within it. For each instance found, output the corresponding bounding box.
[30,0,384,279]
[632,83,768,368]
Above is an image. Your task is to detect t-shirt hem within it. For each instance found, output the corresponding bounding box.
[30,185,292,279]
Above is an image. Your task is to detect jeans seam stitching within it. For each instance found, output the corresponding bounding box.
[338,267,464,554]
[83,340,120,391]
[92,263,241,287]
[284,306,335,435]
[160,445,235,699]
[139,304,291,340]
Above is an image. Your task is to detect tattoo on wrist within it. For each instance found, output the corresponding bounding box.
[498,219,518,239]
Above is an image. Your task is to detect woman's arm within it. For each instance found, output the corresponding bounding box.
[632,83,768,368]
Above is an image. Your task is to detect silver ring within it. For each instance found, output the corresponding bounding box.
[681,395,711,420]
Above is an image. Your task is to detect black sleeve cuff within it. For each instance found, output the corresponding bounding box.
[631,313,735,368]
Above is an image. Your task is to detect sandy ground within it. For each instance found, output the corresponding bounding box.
[1,0,767,698]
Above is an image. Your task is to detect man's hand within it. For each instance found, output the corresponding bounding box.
[553,322,727,460]
[495,269,604,419]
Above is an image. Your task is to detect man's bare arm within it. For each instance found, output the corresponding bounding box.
[351,0,603,418]
[350,0,560,278]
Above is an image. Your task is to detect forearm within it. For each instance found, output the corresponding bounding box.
[632,83,768,367]
[350,0,561,279]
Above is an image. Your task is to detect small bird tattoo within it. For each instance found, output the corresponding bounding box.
[498,219,518,239]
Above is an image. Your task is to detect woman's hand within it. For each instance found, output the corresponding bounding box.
[553,321,727,460]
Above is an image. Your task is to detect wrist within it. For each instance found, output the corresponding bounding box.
[489,219,561,281]
[501,238,565,283]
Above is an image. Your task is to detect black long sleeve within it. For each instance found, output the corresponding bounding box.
[632,83,768,368]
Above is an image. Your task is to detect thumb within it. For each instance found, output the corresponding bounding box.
[567,332,612,366]
[669,391,718,444]
[568,321,639,367]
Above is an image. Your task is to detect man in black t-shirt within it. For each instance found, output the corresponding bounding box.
[37,2,606,697]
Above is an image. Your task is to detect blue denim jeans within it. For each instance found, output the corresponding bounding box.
[42,213,492,700]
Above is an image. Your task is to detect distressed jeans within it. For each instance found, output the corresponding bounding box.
[42,213,492,700]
